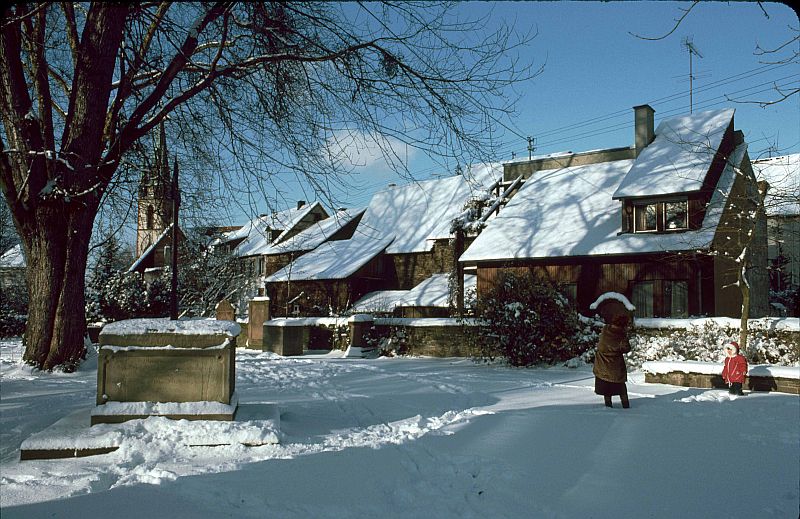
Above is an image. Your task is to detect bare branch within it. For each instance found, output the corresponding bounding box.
[629,1,699,41]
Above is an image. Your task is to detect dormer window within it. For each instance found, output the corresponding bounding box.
[634,203,658,232]
[631,198,688,233]
[664,201,688,230]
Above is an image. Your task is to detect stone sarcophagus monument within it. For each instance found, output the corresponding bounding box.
[93,318,240,425]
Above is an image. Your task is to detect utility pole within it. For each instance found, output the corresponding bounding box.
[527,136,535,161]
[682,36,704,114]
[170,157,180,320]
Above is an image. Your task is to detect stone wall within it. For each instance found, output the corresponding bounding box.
[644,371,798,395]
[389,239,459,290]
[371,318,478,357]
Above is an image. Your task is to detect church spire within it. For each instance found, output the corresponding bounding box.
[157,121,169,182]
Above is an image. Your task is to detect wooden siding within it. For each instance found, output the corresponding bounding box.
[476,255,716,317]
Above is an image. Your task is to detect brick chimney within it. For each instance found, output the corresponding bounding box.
[634,104,655,157]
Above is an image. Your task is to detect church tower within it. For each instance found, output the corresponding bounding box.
[136,123,174,258]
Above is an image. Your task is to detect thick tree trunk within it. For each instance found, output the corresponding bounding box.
[22,202,95,371]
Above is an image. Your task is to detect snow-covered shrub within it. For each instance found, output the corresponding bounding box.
[450,192,496,234]
[471,271,584,366]
[564,315,605,367]
[86,269,171,322]
[362,325,410,357]
[625,320,799,369]
[377,327,409,357]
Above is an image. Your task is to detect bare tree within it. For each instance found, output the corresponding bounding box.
[655,126,769,351]
[0,2,533,370]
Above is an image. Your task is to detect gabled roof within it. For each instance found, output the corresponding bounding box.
[0,244,25,268]
[460,139,747,263]
[613,108,734,199]
[753,154,799,217]
[228,202,325,258]
[352,163,501,254]
[253,207,365,256]
[265,235,394,282]
[128,223,182,273]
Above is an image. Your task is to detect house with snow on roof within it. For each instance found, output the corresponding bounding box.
[753,153,799,314]
[350,273,478,317]
[0,244,26,288]
[460,105,770,319]
[215,201,330,279]
[264,165,500,316]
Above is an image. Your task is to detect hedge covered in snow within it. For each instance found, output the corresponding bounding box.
[624,318,799,369]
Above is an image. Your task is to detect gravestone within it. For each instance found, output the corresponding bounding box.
[263,319,308,356]
[215,298,235,321]
[247,296,270,348]
[93,318,240,425]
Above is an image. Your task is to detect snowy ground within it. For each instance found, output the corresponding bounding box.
[1,338,798,519]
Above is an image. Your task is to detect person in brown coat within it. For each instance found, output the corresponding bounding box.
[593,313,632,408]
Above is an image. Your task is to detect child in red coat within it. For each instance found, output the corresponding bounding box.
[722,341,748,396]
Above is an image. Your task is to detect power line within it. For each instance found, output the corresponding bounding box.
[332,62,797,191]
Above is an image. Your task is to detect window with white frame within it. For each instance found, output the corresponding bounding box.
[632,199,688,233]
[634,203,658,232]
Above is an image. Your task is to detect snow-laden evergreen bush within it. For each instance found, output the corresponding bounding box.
[624,320,799,369]
[0,281,27,337]
[471,272,583,366]
[377,327,409,357]
[85,269,171,322]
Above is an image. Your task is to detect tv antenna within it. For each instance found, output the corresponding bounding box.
[682,36,704,113]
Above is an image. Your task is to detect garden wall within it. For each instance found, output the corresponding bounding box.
[372,318,478,357]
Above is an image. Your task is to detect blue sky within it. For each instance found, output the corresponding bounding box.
[116,1,796,238]
[335,1,798,210]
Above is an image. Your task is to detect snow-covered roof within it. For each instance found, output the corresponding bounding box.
[0,244,25,268]
[613,109,735,199]
[753,154,799,217]
[352,163,501,254]
[350,290,410,313]
[349,273,477,313]
[253,208,365,256]
[265,235,394,282]
[225,202,325,257]
[397,273,476,307]
[460,141,746,263]
[128,223,176,273]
